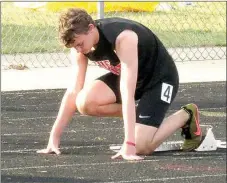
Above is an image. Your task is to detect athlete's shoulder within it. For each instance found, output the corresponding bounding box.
[95,17,140,25]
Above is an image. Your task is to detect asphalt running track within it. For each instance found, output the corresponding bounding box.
[1,81,226,183]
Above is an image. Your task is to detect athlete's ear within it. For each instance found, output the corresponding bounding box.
[88,24,95,33]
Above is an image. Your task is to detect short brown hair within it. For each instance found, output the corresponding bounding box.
[59,8,95,47]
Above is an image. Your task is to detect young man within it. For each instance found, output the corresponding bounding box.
[37,8,202,160]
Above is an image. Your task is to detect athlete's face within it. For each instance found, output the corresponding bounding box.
[72,24,97,54]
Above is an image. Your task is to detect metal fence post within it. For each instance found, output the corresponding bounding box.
[97,1,104,19]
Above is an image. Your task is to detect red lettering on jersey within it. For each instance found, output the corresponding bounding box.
[96,60,121,75]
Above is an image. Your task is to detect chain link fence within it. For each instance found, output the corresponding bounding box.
[1,2,226,70]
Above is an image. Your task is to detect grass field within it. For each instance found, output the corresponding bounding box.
[2,2,226,54]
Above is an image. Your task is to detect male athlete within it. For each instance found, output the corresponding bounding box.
[37,8,202,160]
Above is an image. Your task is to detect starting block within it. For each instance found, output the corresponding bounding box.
[110,125,226,152]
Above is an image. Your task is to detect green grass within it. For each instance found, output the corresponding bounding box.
[1,2,226,54]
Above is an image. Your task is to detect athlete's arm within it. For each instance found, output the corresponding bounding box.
[37,49,88,155]
[112,30,142,160]
[51,49,88,138]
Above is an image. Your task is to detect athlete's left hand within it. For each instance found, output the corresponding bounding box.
[111,142,144,161]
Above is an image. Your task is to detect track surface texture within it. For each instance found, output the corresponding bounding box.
[1,81,226,183]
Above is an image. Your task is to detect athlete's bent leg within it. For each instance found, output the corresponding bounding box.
[135,109,189,155]
[76,80,122,117]
[137,109,190,154]
[134,123,157,154]
[133,79,188,155]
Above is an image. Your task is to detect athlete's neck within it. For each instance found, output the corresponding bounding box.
[93,27,100,49]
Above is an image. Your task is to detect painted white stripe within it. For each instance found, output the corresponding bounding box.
[2,132,49,136]
[2,128,122,136]
[102,174,226,183]
[1,160,159,171]
[1,144,107,153]
[2,106,226,111]
[2,107,225,121]
[2,114,89,121]
[2,116,56,121]
[2,103,60,108]
[1,156,222,171]
[2,127,226,137]
[2,141,226,156]
[2,90,64,95]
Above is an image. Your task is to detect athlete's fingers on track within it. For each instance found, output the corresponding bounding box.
[36,148,61,155]
[111,152,144,161]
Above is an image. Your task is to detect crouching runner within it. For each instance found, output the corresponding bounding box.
[37,8,202,160]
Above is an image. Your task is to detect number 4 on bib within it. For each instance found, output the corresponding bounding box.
[161,83,173,103]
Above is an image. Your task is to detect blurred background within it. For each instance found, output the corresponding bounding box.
[1,2,226,69]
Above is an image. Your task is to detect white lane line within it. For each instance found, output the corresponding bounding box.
[2,132,50,136]
[1,156,223,171]
[2,128,122,136]
[1,145,108,153]
[2,115,226,123]
[2,107,226,123]
[2,116,56,121]
[2,103,60,107]
[1,141,226,153]
[1,114,87,121]
[102,174,227,183]
[2,110,226,121]
[2,127,226,136]
[1,160,160,171]
[2,90,64,95]
[2,82,225,95]
[2,106,226,112]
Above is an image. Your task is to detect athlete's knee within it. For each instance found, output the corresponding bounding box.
[76,91,97,115]
[135,141,151,155]
[135,134,160,155]
[136,140,159,155]
[135,137,152,155]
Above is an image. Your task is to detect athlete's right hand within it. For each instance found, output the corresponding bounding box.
[37,135,61,155]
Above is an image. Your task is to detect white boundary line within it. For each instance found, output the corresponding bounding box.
[2,102,60,106]
[2,105,226,110]
[1,156,224,171]
[2,144,226,153]
[2,128,226,137]
[2,107,226,121]
[102,174,226,183]
[2,116,56,121]
[2,115,226,121]
[2,128,123,136]
[1,90,64,95]
[1,144,108,153]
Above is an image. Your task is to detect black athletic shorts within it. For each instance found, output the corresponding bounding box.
[96,71,179,128]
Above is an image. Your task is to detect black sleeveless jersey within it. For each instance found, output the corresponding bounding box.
[84,17,177,92]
